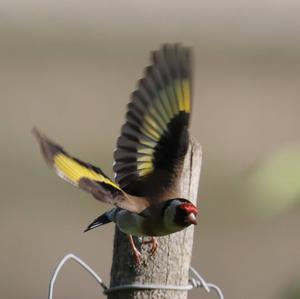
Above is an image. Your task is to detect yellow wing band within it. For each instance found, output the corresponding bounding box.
[182,79,190,113]
[135,79,191,177]
[54,154,121,190]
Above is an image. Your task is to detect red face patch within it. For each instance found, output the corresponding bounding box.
[179,203,198,215]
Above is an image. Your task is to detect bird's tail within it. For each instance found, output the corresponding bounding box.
[84,208,118,232]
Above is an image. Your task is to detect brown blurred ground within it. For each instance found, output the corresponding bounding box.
[0,1,300,299]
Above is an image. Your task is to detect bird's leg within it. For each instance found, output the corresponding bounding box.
[128,234,142,265]
[142,236,158,256]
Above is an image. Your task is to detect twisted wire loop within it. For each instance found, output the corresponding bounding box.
[48,253,107,299]
[48,253,224,299]
[189,266,224,299]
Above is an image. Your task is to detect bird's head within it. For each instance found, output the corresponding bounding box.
[174,199,198,227]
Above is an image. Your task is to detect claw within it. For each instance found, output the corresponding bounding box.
[129,235,142,265]
[133,248,142,265]
[142,237,158,256]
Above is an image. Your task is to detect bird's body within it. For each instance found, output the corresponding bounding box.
[90,198,196,237]
[34,44,198,264]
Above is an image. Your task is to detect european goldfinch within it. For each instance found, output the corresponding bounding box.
[34,44,198,264]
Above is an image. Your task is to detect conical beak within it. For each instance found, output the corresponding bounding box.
[187,213,197,225]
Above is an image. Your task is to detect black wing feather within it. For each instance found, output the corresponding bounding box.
[113,44,192,197]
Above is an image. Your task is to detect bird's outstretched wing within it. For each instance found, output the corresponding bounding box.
[33,128,147,213]
[113,44,192,198]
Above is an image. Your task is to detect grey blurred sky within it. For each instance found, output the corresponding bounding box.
[1,0,300,54]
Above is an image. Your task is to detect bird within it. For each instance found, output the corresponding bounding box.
[33,44,198,265]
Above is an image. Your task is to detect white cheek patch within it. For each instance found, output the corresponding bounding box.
[163,202,182,233]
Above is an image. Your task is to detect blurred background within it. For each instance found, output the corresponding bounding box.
[1,0,300,298]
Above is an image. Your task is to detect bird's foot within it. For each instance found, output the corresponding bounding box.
[128,235,142,265]
[142,237,158,256]
[132,247,142,265]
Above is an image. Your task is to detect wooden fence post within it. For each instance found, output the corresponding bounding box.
[108,140,202,299]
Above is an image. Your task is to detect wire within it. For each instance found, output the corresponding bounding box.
[48,253,107,299]
[48,253,224,299]
[190,266,224,299]
[105,283,193,293]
